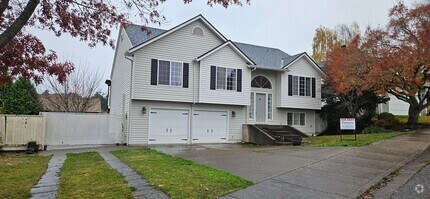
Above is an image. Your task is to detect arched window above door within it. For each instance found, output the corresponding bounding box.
[251,75,272,89]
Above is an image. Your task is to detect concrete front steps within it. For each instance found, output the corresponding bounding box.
[243,124,307,145]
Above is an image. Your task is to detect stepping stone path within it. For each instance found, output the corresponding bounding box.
[30,154,66,199]
[99,151,169,199]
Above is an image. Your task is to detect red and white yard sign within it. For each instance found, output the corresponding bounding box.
[340,118,356,130]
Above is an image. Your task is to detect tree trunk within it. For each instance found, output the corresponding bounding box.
[0,0,39,49]
[407,105,422,125]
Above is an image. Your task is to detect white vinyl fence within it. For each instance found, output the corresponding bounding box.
[42,112,122,146]
[0,115,45,149]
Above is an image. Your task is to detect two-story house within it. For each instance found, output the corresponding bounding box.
[109,15,325,145]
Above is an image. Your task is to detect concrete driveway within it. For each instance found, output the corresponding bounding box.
[152,144,351,183]
[152,131,430,199]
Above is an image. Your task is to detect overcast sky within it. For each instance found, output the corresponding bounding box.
[31,0,417,93]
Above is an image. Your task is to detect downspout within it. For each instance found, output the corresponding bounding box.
[190,59,199,144]
[125,51,134,145]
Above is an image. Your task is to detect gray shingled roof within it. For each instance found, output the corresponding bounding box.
[124,24,299,69]
[282,52,305,67]
[124,24,167,47]
[233,42,290,68]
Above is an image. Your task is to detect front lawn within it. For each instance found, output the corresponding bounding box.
[395,115,430,124]
[112,149,253,199]
[57,152,133,199]
[304,132,410,147]
[0,153,51,199]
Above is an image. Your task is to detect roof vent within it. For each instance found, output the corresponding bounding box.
[192,26,204,36]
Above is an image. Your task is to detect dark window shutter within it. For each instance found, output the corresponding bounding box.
[183,63,189,88]
[150,59,158,85]
[237,69,242,92]
[288,75,293,96]
[312,77,316,98]
[210,66,216,90]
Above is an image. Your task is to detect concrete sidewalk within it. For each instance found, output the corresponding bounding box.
[153,131,430,199]
[372,145,430,199]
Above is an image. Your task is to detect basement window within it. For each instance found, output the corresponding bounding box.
[287,112,305,126]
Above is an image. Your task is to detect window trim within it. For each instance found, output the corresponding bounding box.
[216,66,237,91]
[249,92,255,120]
[267,93,273,120]
[251,75,273,89]
[157,59,184,87]
[290,75,315,98]
[287,112,306,126]
[249,92,274,121]
[191,26,205,36]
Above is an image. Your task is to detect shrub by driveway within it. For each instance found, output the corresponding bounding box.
[112,149,253,199]
[0,153,51,199]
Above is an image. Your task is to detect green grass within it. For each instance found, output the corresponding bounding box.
[112,149,253,199]
[304,132,410,147]
[57,152,133,199]
[395,115,430,124]
[0,153,51,199]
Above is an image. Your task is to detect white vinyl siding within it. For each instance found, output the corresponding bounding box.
[110,28,133,115]
[199,46,250,105]
[280,57,323,109]
[132,20,224,102]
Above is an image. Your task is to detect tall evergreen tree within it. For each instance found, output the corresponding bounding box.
[0,77,42,115]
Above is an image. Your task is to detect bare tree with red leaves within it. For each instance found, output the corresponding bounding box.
[0,0,250,87]
[325,1,430,125]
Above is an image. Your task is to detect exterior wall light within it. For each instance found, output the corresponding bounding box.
[232,111,236,117]
[142,107,147,114]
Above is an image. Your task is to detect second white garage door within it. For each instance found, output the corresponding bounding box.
[149,108,189,144]
[192,110,227,143]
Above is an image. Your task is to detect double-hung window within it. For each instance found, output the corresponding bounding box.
[292,76,298,95]
[299,77,305,96]
[216,67,237,90]
[158,60,183,86]
[287,112,305,126]
[289,75,314,97]
[227,68,237,90]
[305,77,311,96]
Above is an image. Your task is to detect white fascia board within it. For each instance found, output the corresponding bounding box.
[128,15,227,54]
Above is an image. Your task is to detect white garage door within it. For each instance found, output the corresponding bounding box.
[192,110,227,143]
[149,109,189,144]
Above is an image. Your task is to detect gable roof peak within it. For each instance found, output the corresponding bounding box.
[127,14,227,53]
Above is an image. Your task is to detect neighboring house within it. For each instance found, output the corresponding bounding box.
[40,93,102,113]
[376,94,427,116]
[109,15,325,145]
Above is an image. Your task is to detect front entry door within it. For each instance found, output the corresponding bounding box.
[256,93,266,123]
